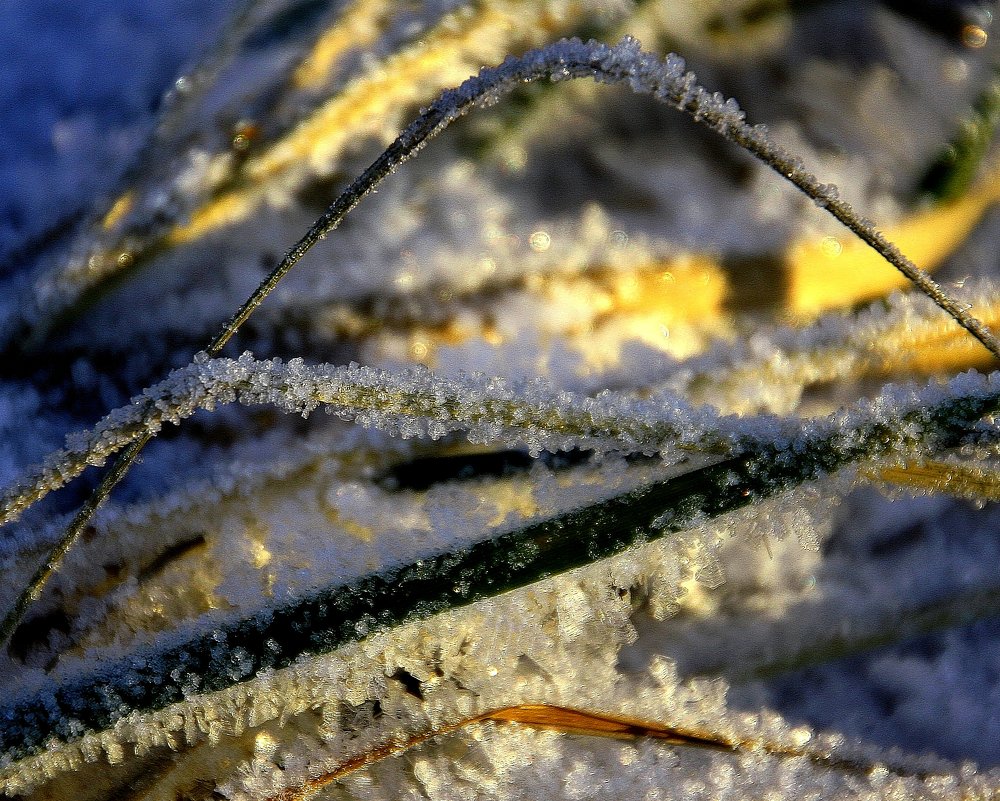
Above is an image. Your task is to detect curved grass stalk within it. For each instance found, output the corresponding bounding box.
[9,293,1000,540]
[0,356,733,528]
[2,369,998,768]
[3,36,996,665]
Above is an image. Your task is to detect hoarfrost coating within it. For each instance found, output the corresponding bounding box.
[2,2,1000,799]
[9,34,998,650]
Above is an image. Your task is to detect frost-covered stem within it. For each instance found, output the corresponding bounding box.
[2,376,999,764]
[0,357,733,530]
[581,37,1000,359]
[6,35,998,650]
[746,152,1000,359]
[0,431,153,650]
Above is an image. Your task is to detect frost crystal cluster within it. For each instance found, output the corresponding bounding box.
[1,1,1000,800]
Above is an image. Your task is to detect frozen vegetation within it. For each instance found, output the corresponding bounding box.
[1,1,1000,799]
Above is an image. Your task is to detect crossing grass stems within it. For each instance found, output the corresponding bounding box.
[1,32,999,800]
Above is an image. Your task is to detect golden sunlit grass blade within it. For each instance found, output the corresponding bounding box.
[38,0,607,344]
[291,0,394,90]
[486,704,735,748]
[167,0,597,245]
[337,253,728,368]
[680,287,1000,415]
[868,307,1000,375]
[872,459,1000,501]
[99,189,135,232]
[786,162,1000,316]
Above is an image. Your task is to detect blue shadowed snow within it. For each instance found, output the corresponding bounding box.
[0,1,238,259]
